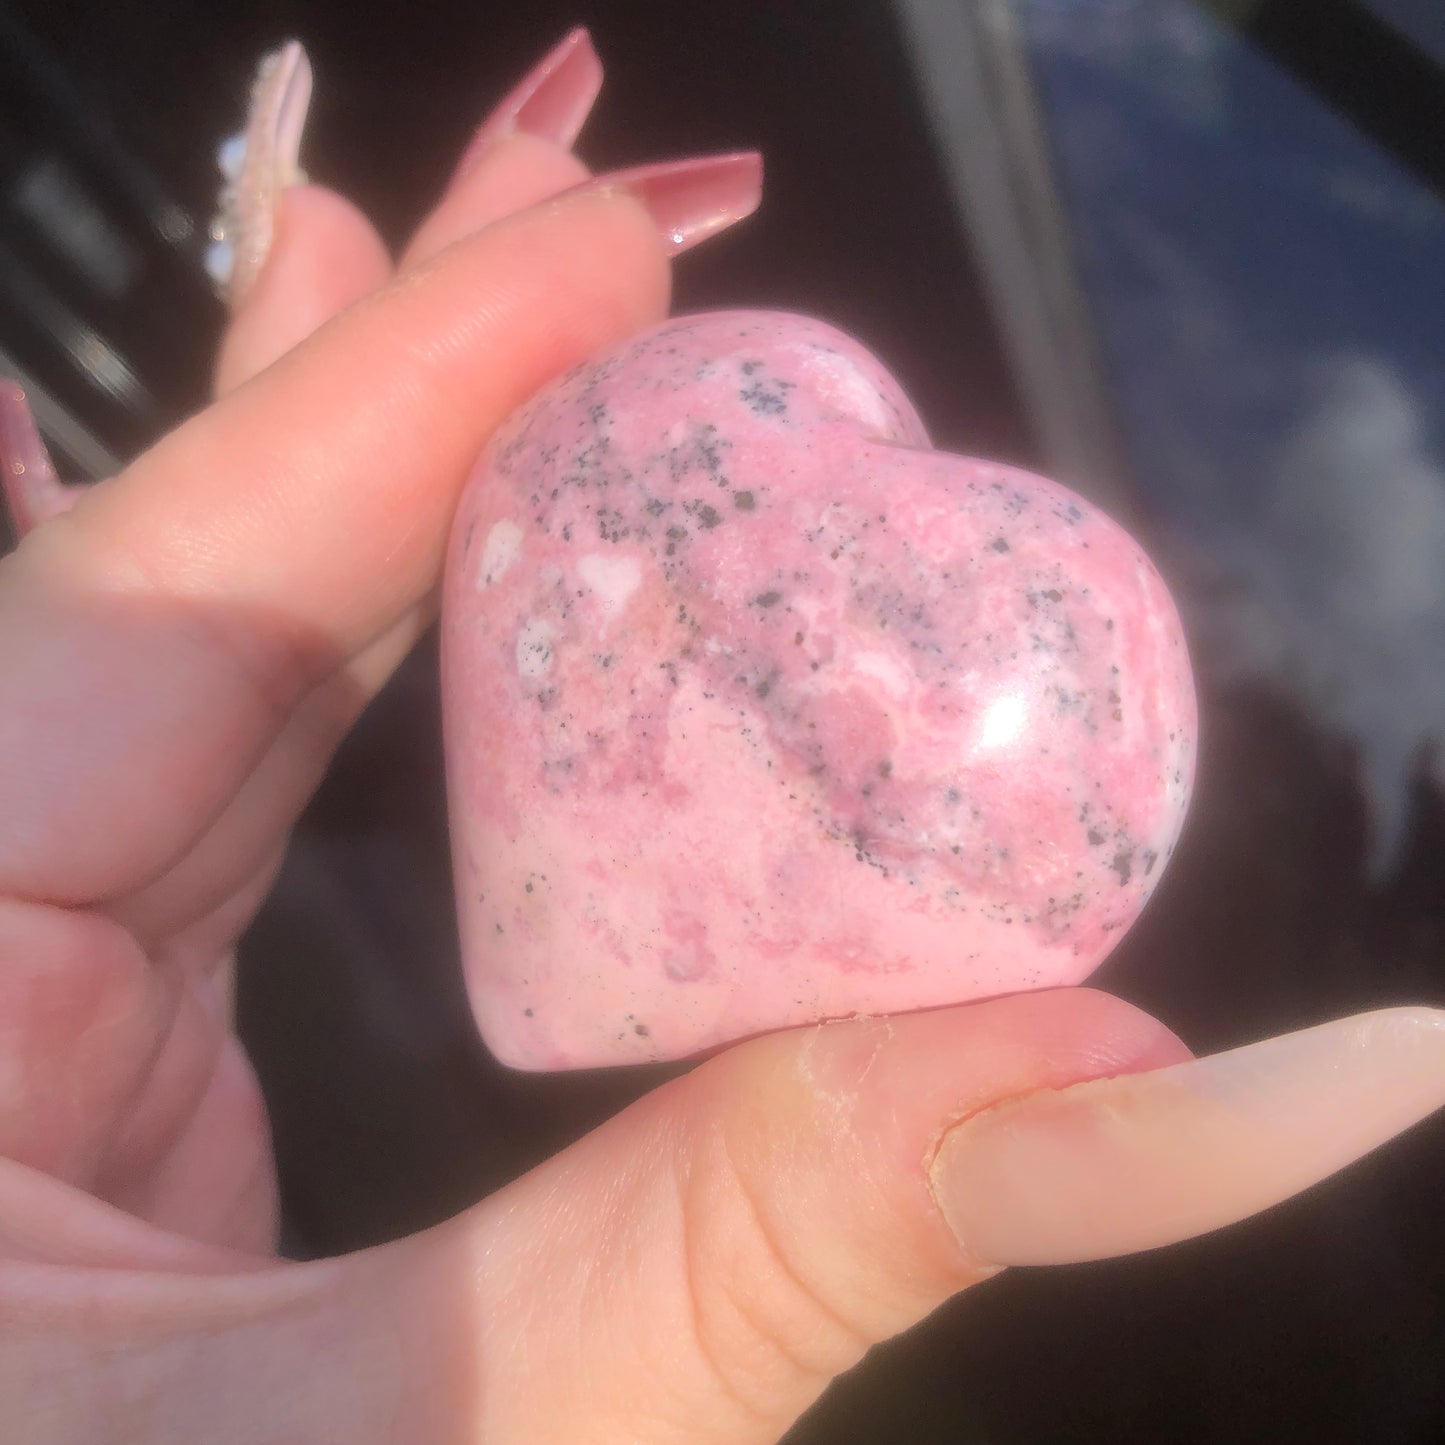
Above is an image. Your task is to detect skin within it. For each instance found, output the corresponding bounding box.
[2,47,1444,1445]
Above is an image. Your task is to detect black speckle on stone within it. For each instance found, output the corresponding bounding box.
[1087,827,1106,846]
[495,922,504,934]
[634,1022,650,1037]
[644,497,668,518]
[1143,848,1159,875]
[989,537,1011,554]
[524,1007,534,1017]
[733,490,755,510]
[697,503,722,529]
[525,882,534,893]
[753,590,782,608]
[1111,850,1133,886]
[597,507,629,543]
[740,377,795,416]
[1043,588,1063,602]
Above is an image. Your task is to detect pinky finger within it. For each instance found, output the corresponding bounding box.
[214,185,391,396]
[209,42,392,396]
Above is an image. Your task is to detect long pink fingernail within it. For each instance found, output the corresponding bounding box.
[0,382,81,537]
[207,40,313,307]
[452,28,603,182]
[565,151,763,257]
[929,1006,1445,1266]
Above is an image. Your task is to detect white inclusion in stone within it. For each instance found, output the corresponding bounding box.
[978,692,1028,751]
[852,649,911,696]
[477,519,523,588]
[577,553,642,615]
[516,619,555,678]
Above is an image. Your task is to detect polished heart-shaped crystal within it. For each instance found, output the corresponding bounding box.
[442,312,1196,1069]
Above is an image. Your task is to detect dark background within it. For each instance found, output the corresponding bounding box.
[3,1,1444,1441]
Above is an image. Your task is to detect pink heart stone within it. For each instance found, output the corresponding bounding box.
[442,311,1196,1070]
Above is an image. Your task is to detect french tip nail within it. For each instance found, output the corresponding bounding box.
[929,1006,1445,1268]
[581,151,763,257]
[209,39,314,308]
[453,27,603,181]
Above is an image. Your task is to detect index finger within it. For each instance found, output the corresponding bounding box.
[0,155,760,902]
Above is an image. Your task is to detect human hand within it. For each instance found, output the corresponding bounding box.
[3,31,1444,1444]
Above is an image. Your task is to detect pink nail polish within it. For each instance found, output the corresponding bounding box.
[0,383,80,538]
[453,28,603,181]
[568,152,764,257]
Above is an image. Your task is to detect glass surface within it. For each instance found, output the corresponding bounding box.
[1022,0,1445,875]
[1367,0,1445,65]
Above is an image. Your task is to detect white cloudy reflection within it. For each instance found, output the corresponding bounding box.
[1020,0,1445,875]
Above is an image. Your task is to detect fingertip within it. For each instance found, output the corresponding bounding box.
[930,1005,1445,1267]
[711,990,1192,1292]
[215,184,392,396]
[404,132,592,266]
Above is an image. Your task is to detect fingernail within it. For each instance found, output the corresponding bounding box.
[565,152,763,257]
[0,382,79,537]
[452,27,603,182]
[207,40,313,307]
[929,1007,1445,1266]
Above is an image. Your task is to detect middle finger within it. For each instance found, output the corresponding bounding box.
[216,27,603,397]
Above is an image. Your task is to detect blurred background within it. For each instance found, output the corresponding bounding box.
[2,0,1444,1439]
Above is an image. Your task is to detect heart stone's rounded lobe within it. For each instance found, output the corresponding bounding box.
[442,311,1196,1070]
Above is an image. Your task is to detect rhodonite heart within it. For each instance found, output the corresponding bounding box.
[441,311,1196,1070]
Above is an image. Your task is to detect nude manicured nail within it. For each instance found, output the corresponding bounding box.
[0,383,78,537]
[566,152,763,257]
[453,27,603,180]
[929,1007,1445,1266]
[207,40,313,306]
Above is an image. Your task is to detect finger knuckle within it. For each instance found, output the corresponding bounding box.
[675,1123,874,1424]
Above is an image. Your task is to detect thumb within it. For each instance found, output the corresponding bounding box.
[356,990,1445,1445]
[12,993,1445,1442]
[366,989,1183,1442]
